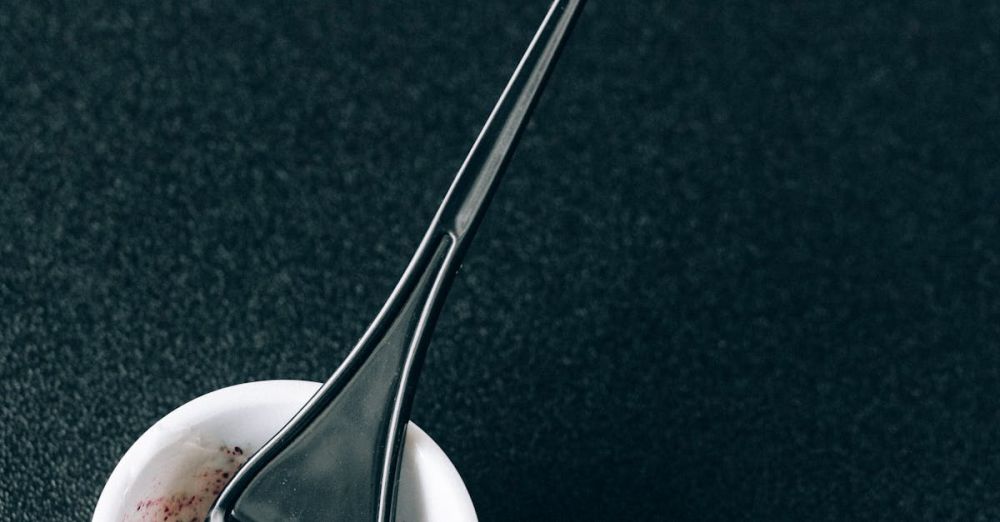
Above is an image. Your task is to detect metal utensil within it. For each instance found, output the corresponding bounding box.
[209,1,585,520]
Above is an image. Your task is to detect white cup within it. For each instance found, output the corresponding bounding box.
[93,380,477,522]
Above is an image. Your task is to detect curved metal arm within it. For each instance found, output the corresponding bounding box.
[209,1,586,520]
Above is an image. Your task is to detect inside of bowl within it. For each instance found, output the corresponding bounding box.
[118,393,292,521]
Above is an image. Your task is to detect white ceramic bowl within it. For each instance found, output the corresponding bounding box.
[94,380,477,522]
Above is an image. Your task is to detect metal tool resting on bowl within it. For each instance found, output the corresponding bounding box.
[208,1,586,520]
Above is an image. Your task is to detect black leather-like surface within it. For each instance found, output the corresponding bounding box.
[2,1,999,520]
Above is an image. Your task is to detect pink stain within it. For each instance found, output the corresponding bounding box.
[128,445,249,522]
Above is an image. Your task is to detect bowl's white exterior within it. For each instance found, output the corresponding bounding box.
[93,380,477,522]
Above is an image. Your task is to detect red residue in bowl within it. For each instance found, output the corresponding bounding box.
[128,445,247,522]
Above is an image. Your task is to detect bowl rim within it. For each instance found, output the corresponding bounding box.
[92,379,476,521]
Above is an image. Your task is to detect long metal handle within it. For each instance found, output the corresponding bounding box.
[432,0,586,252]
[210,2,585,521]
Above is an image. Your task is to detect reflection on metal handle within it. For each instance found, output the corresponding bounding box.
[210,1,586,520]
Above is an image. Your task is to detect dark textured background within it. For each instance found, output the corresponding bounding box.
[2,0,1000,520]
